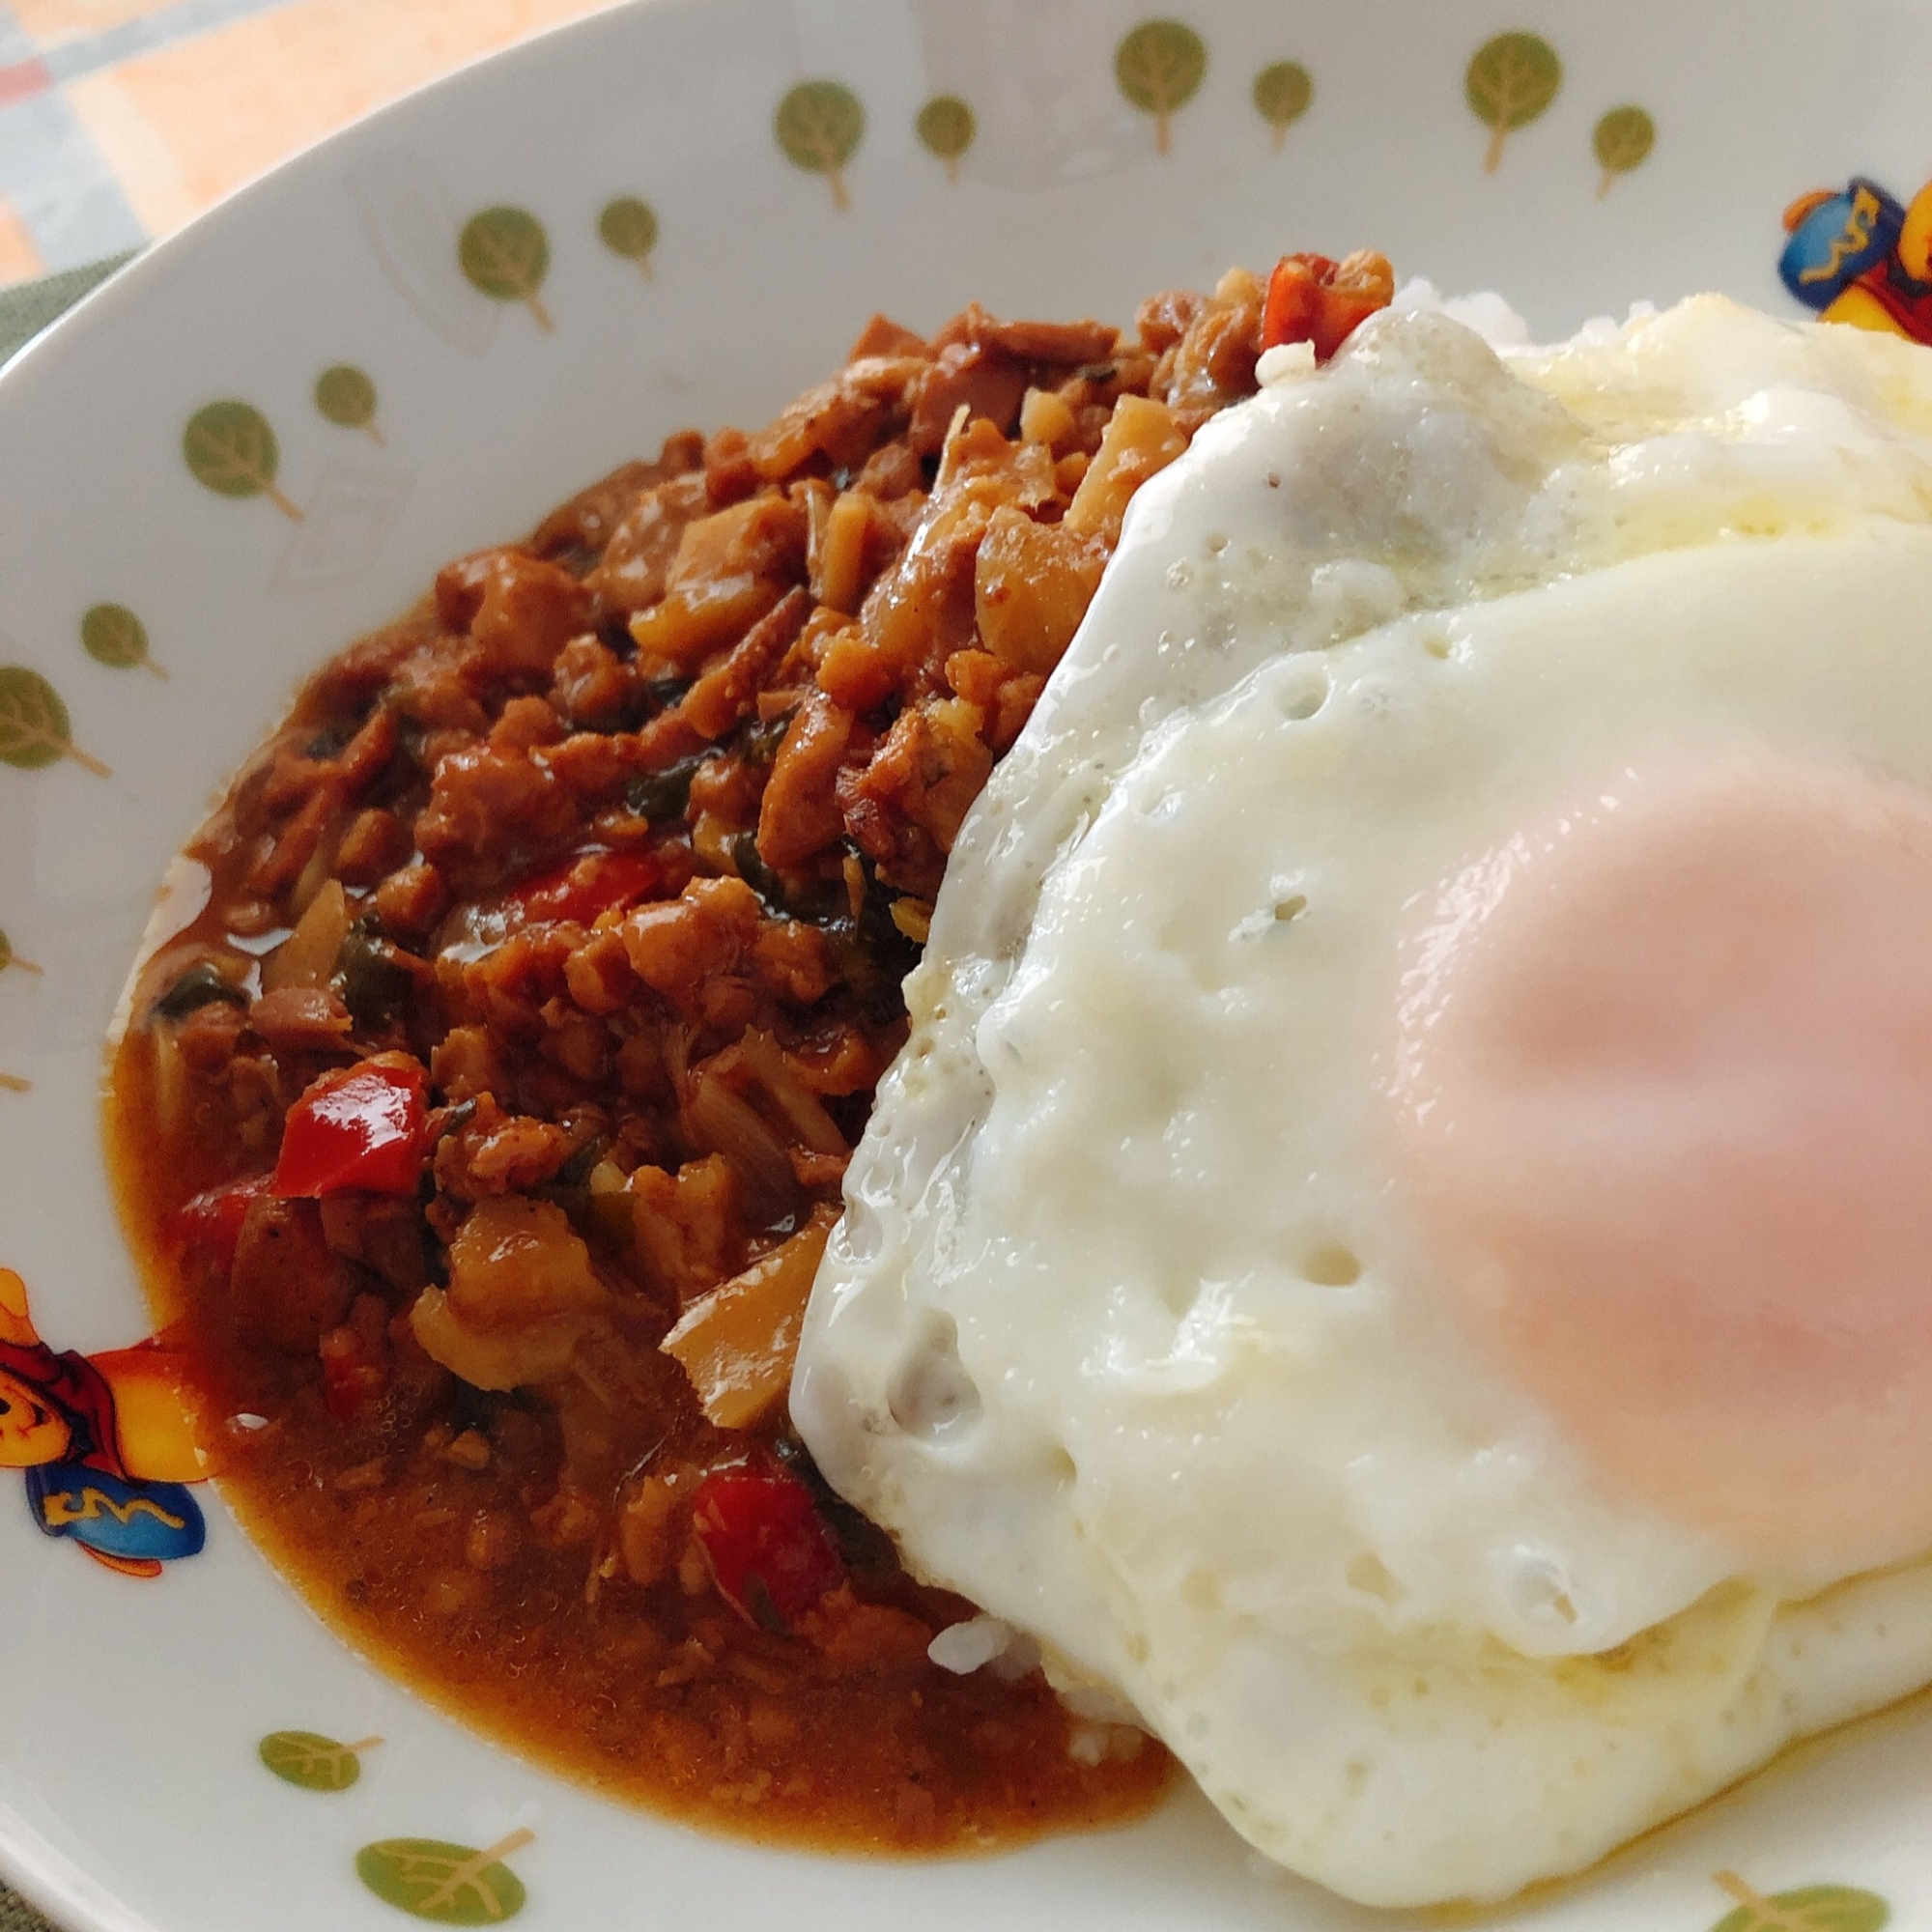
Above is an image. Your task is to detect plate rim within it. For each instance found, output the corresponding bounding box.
[3,5,1928,1926]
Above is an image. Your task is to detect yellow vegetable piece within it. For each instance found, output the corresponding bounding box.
[661,1205,838,1429]
[264,878,351,993]
[1064,393,1187,540]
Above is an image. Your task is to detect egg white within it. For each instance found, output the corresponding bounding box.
[793,298,1932,1906]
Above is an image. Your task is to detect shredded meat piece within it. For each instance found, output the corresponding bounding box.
[411,1194,610,1391]
[435,1094,576,1200]
[319,1195,431,1296]
[374,863,448,936]
[415,744,580,885]
[838,697,993,895]
[249,986,355,1056]
[173,999,248,1070]
[677,588,813,741]
[619,877,763,1013]
[553,635,639,729]
[229,1197,360,1354]
[631,1155,741,1302]
[528,436,704,563]
[755,695,852,870]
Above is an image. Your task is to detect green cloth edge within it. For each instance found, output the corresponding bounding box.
[0,1890,54,1932]
[0,251,140,368]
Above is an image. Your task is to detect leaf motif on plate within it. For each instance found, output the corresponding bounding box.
[1252,61,1312,150]
[459,208,554,331]
[1593,104,1656,197]
[0,667,108,776]
[774,81,865,211]
[1115,20,1207,156]
[184,401,302,519]
[0,928,39,976]
[597,196,660,280]
[1465,31,1561,173]
[356,1831,534,1923]
[80,603,165,678]
[258,1729,382,1792]
[315,365,385,445]
[916,95,975,181]
[1709,1870,1889,1932]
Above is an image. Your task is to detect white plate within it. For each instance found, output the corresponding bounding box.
[2,2,1929,1927]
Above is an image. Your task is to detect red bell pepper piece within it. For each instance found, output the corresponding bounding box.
[506,849,658,927]
[1261,249,1396,361]
[691,1463,847,1632]
[272,1059,428,1200]
[164,1174,272,1277]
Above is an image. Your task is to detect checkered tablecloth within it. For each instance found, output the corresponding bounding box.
[0,0,622,290]
[2,10,638,1923]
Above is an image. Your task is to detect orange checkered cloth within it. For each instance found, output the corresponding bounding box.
[0,0,619,290]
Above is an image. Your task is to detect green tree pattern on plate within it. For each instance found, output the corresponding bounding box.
[1115,20,1207,156]
[1593,103,1656,197]
[315,365,385,446]
[259,1729,383,1792]
[80,603,165,679]
[916,95,975,181]
[1465,31,1561,174]
[1709,1870,1889,1932]
[0,668,108,776]
[597,196,660,281]
[459,209,554,331]
[183,402,301,520]
[775,81,865,211]
[357,1831,534,1923]
[1252,60,1313,150]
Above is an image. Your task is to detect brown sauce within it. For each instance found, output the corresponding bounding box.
[113,1027,1161,1846]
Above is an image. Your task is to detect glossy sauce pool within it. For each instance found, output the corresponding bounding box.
[107,1012,1170,1852]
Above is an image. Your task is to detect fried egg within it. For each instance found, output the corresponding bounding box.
[791,295,1932,1907]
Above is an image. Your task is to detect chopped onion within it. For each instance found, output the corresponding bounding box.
[264,879,351,993]
[685,1067,799,1225]
[737,1029,846,1155]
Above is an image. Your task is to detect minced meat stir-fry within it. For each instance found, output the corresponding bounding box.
[110,253,1393,1848]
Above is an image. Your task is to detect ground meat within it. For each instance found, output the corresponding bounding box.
[108,262,1357,1859]
[229,1196,360,1354]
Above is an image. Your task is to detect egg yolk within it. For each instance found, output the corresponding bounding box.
[1391,751,1932,1573]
